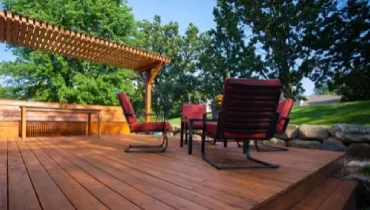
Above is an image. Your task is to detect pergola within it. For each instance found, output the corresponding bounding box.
[0,10,170,121]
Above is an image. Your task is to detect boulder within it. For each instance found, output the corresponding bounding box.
[263,137,286,147]
[275,124,299,140]
[346,143,370,159]
[329,124,370,143]
[299,124,329,141]
[290,139,321,150]
[320,138,346,152]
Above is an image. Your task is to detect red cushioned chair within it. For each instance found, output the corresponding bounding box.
[276,98,294,134]
[201,78,283,169]
[118,92,172,153]
[180,104,207,154]
[252,98,294,151]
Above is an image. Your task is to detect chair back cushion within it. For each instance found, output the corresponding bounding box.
[182,104,206,120]
[276,98,294,133]
[117,92,137,125]
[218,78,283,139]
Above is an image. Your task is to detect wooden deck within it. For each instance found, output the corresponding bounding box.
[0,134,345,210]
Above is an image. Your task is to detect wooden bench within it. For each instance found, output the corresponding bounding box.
[20,106,102,139]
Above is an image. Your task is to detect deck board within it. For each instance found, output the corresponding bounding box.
[16,140,74,210]
[31,140,142,210]
[0,139,7,210]
[7,138,41,210]
[291,178,343,210]
[35,139,188,210]
[52,137,262,208]
[38,137,253,209]
[0,134,344,210]
[26,140,108,210]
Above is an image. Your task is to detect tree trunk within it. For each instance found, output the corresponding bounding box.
[279,62,294,99]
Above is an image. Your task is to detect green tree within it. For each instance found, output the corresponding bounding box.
[310,0,370,101]
[209,0,338,99]
[198,1,264,99]
[137,16,206,117]
[0,0,139,105]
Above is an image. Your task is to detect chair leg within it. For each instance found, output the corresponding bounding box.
[201,138,279,169]
[254,140,288,152]
[236,140,242,148]
[125,132,168,153]
[185,125,188,145]
[180,122,184,147]
[188,122,193,154]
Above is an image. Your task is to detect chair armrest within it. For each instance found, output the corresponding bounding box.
[202,112,215,120]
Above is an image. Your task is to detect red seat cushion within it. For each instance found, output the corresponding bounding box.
[130,122,172,132]
[205,122,268,139]
[276,99,293,133]
[185,121,203,129]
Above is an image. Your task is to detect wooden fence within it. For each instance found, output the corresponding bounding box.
[0,99,130,137]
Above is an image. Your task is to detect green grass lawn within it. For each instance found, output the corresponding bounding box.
[168,100,370,126]
[290,100,370,126]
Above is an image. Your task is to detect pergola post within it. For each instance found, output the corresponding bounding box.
[144,81,152,122]
[144,62,163,122]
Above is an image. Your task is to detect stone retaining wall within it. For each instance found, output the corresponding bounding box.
[274,124,370,158]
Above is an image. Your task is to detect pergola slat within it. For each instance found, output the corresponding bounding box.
[0,10,170,71]
[6,15,13,44]
[25,19,34,48]
[19,16,27,46]
[0,15,4,41]
[11,14,20,44]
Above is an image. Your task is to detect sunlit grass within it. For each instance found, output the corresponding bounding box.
[168,100,370,126]
[290,100,370,126]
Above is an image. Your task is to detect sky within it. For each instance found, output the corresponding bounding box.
[0,0,314,95]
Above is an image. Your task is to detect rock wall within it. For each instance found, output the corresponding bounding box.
[275,124,370,158]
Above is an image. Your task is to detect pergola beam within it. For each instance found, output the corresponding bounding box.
[0,10,170,71]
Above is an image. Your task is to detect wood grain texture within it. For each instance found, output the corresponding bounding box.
[26,139,108,210]
[317,180,358,210]
[0,134,348,210]
[16,140,74,210]
[0,139,7,210]
[7,138,41,210]
[291,178,342,210]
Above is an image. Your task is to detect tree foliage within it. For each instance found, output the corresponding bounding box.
[198,2,264,99]
[310,0,370,101]
[0,0,139,105]
[1,0,369,117]
[137,16,206,117]
[209,0,339,99]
